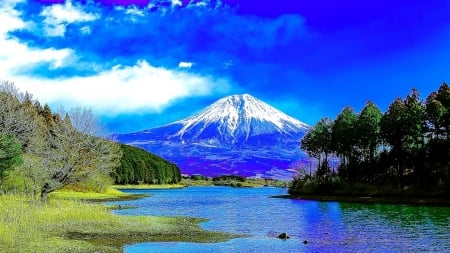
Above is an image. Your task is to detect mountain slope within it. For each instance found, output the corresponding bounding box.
[116,94,309,179]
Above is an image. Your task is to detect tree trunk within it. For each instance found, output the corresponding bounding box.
[40,183,52,202]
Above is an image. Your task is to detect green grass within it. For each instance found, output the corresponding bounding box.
[0,194,239,253]
[50,188,127,200]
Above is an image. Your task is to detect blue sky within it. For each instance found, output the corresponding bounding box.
[1,0,450,133]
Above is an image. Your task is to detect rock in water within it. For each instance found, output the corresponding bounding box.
[278,232,290,240]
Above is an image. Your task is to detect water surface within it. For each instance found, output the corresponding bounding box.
[111,186,450,252]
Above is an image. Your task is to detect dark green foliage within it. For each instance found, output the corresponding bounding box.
[189,175,209,181]
[301,117,333,175]
[293,83,450,198]
[115,144,181,185]
[212,175,246,182]
[0,133,22,180]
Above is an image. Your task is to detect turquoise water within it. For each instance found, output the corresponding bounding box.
[111,186,450,252]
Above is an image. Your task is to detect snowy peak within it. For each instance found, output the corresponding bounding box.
[173,94,308,142]
[115,93,310,179]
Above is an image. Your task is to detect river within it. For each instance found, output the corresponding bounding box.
[110,186,450,252]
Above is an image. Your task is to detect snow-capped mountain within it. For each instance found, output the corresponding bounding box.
[116,94,310,179]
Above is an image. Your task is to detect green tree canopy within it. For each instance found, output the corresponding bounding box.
[357,100,382,162]
[0,133,22,180]
[116,144,181,185]
[332,106,357,164]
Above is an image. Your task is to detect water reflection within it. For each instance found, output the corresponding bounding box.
[110,187,450,252]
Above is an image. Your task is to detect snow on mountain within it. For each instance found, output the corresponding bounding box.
[173,94,308,143]
[116,94,310,179]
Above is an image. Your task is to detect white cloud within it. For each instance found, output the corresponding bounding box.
[0,31,74,76]
[40,0,99,37]
[0,1,75,76]
[15,61,230,115]
[171,0,183,7]
[0,1,231,116]
[0,0,26,35]
[124,6,144,16]
[178,61,193,68]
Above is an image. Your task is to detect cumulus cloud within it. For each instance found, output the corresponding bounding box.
[0,0,25,35]
[178,61,193,68]
[15,61,230,115]
[0,0,231,116]
[171,0,183,7]
[40,0,99,36]
[1,0,306,121]
[0,1,75,76]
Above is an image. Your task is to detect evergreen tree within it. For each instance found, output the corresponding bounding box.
[331,107,358,180]
[356,101,382,182]
[0,133,22,181]
[301,117,333,177]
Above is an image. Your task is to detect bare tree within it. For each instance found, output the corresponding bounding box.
[0,81,38,149]
[39,109,121,201]
[0,81,121,200]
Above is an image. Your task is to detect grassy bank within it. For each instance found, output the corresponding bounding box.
[288,180,450,206]
[50,188,149,202]
[0,193,239,253]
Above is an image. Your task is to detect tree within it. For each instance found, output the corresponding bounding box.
[301,117,333,177]
[39,108,122,201]
[424,84,450,189]
[331,106,358,180]
[357,101,382,161]
[293,83,449,197]
[380,89,426,186]
[0,82,125,198]
[356,101,382,182]
[435,83,450,141]
[0,132,22,182]
[425,92,445,140]
[0,81,38,149]
[301,128,321,166]
[380,97,407,183]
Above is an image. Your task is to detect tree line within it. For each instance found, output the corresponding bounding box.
[290,83,450,197]
[116,144,181,185]
[0,81,181,201]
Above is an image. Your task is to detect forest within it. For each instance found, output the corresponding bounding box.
[115,144,181,185]
[290,83,450,198]
[0,81,181,201]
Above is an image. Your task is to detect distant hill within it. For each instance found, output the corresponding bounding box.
[116,94,310,180]
[115,144,181,184]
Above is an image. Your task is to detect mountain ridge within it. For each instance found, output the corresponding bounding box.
[116,94,309,179]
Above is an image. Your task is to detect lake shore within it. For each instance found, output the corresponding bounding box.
[0,189,239,253]
[277,194,450,206]
[112,184,186,190]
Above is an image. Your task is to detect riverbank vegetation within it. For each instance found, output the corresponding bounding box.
[0,194,237,253]
[0,81,209,251]
[290,83,450,199]
[0,80,181,200]
[183,174,289,188]
[0,81,122,200]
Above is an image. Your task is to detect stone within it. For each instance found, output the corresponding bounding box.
[278,232,290,240]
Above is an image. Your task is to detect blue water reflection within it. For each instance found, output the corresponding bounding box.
[109,186,450,252]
